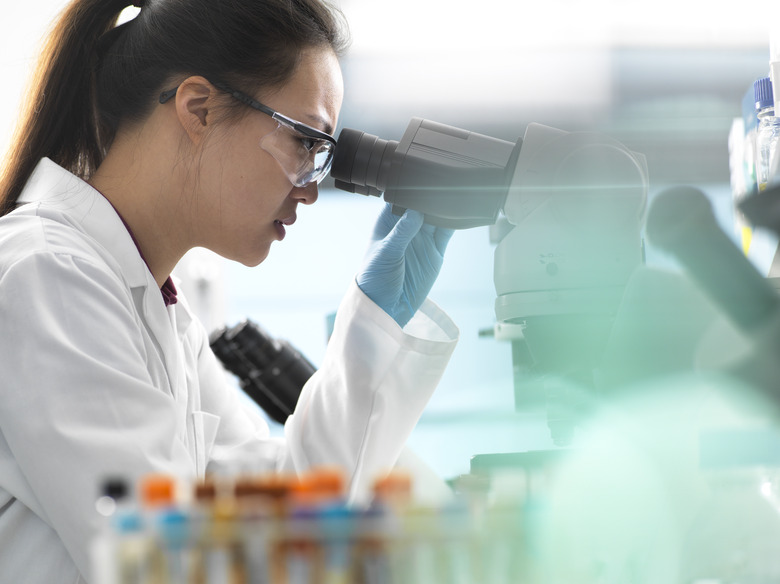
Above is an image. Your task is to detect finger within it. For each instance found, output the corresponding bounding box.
[386,209,423,248]
[434,227,455,254]
[371,203,400,241]
[420,222,436,235]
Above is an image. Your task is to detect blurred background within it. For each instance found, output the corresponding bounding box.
[1,0,776,482]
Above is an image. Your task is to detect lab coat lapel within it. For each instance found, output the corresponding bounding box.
[18,159,184,397]
[136,285,184,399]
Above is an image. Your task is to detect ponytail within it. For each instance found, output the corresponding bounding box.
[0,0,129,216]
[0,0,349,217]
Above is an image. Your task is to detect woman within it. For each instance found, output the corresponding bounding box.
[0,0,458,581]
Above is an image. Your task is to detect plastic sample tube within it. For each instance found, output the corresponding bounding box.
[192,479,248,584]
[140,474,193,584]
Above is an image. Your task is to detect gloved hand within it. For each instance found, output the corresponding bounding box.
[356,204,454,328]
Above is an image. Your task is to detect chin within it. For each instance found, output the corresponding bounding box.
[238,254,268,268]
[212,235,272,267]
[236,246,271,267]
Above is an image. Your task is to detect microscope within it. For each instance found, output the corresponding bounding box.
[332,118,780,582]
[331,118,649,446]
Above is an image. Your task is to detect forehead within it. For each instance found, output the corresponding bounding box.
[263,48,343,135]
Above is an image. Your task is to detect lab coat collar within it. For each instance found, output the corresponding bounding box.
[17,158,153,291]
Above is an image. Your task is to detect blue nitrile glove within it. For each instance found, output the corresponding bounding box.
[356,204,454,328]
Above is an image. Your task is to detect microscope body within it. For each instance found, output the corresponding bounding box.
[332,118,648,444]
[495,123,648,444]
[495,123,647,324]
[333,116,780,581]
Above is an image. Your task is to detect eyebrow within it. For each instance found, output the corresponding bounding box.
[305,114,334,136]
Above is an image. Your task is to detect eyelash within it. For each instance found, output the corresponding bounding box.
[298,136,316,151]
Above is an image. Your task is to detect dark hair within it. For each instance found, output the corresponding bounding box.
[0,0,349,216]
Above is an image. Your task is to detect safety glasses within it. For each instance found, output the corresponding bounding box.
[159,81,337,187]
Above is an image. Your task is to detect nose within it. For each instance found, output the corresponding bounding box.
[290,182,319,205]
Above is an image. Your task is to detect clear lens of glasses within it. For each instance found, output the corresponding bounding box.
[260,124,335,187]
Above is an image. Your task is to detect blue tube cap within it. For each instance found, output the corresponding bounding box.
[754,76,774,111]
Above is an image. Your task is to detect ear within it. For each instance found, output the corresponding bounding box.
[173,76,215,144]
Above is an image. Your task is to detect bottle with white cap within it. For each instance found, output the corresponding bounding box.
[754,76,780,192]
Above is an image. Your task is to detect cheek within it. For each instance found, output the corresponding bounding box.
[196,128,293,230]
[203,146,278,210]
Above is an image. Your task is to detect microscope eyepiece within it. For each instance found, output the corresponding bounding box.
[331,129,398,197]
[330,118,519,229]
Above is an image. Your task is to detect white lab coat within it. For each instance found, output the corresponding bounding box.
[0,158,458,584]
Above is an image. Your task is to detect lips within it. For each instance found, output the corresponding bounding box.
[273,213,296,241]
[277,213,297,227]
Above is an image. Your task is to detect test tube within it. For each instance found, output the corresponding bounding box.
[284,468,348,584]
[140,474,195,584]
[191,478,248,584]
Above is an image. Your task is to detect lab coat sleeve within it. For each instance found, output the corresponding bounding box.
[282,280,459,503]
[0,251,197,581]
